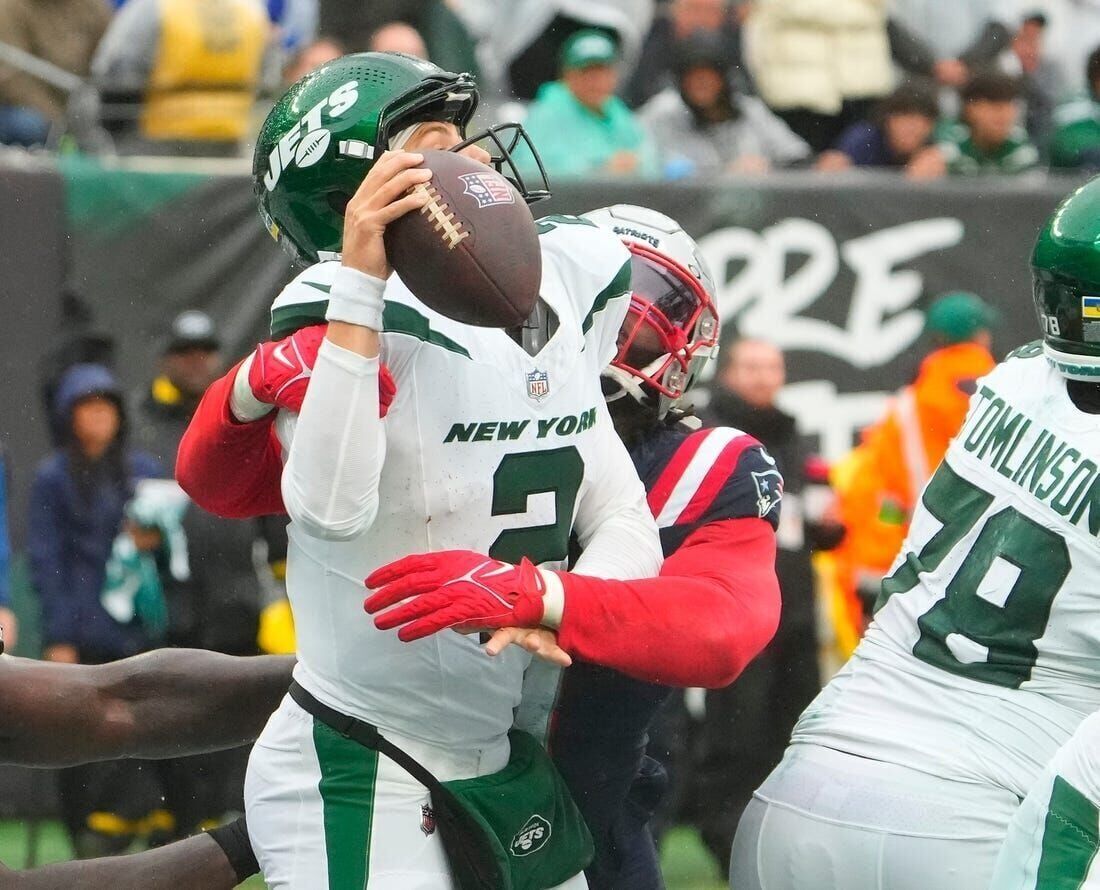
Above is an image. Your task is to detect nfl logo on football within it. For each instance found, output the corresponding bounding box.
[526,369,550,401]
[459,172,515,208]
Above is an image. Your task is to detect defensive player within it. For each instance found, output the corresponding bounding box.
[0,648,292,888]
[728,178,1100,889]
[179,205,784,889]
[183,53,662,889]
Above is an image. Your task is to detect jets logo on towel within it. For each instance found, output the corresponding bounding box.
[511,814,551,856]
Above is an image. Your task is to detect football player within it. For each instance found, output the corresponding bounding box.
[181,52,662,890]
[728,178,1100,889]
[990,707,1100,889]
[179,204,784,890]
[0,648,291,888]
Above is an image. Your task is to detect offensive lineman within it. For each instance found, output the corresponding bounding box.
[729,178,1100,889]
[179,205,785,890]
[185,53,662,889]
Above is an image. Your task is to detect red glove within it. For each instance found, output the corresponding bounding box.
[364,550,548,642]
[246,323,397,416]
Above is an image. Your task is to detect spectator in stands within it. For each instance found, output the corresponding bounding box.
[458,0,653,103]
[131,310,288,841]
[0,449,15,652]
[696,337,844,867]
[1050,45,1100,172]
[829,292,997,626]
[319,0,477,76]
[745,0,894,153]
[282,35,342,84]
[886,0,1011,93]
[936,71,1040,174]
[522,28,657,178]
[368,20,429,58]
[816,80,940,174]
[1029,0,1100,96]
[267,0,318,56]
[623,0,747,109]
[1010,12,1064,150]
[91,0,271,155]
[0,0,111,146]
[132,310,223,467]
[28,362,163,856]
[640,29,807,177]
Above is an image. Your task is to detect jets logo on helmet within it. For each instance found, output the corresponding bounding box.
[253,52,550,267]
[583,205,720,419]
[262,80,360,191]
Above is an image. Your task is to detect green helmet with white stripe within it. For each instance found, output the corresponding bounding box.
[1032,176,1100,380]
[254,52,479,266]
[255,51,550,267]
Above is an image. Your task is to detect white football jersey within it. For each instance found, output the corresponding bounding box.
[270,217,655,750]
[794,344,1100,798]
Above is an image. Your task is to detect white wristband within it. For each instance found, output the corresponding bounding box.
[325,266,387,330]
[539,568,565,629]
[229,354,274,422]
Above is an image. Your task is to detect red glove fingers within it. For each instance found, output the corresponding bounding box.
[365,550,484,589]
[364,553,548,643]
[395,603,515,642]
[364,570,453,613]
[372,590,457,631]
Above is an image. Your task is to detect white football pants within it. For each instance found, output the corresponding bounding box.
[729,743,1020,890]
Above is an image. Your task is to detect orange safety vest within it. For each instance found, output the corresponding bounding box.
[141,0,269,142]
[830,342,996,643]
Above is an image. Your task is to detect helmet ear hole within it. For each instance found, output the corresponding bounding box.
[327,191,351,217]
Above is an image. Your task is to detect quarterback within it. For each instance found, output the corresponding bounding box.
[180,204,784,889]
[181,52,661,890]
[729,179,1100,889]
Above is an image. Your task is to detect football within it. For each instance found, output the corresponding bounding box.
[383,150,542,328]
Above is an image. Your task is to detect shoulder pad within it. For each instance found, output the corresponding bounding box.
[270,262,340,337]
[647,427,782,533]
[1005,340,1044,362]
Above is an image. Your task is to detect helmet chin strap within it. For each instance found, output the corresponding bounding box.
[601,354,678,415]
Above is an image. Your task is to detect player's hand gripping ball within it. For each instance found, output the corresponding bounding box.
[247,324,397,415]
[382,150,542,328]
[364,550,548,641]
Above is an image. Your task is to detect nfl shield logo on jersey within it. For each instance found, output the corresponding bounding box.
[527,369,550,401]
[420,803,436,836]
[459,172,515,208]
[752,469,783,518]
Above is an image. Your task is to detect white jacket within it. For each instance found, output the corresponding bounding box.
[746,0,894,114]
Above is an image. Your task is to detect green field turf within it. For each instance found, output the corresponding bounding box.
[0,821,726,889]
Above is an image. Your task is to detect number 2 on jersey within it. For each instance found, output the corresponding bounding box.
[877,463,1071,689]
[488,447,584,564]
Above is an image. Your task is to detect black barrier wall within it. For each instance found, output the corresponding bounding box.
[52,162,1076,463]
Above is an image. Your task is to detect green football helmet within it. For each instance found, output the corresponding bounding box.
[254,52,549,266]
[1032,176,1100,380]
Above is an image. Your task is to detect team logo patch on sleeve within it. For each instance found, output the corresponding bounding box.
[460,172,515,208]
[752,469,783,518]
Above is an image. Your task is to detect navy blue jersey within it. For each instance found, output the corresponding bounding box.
[552,420,782,890]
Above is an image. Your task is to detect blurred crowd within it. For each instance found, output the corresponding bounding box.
[3,0,1100,176]
[0,308,293,855]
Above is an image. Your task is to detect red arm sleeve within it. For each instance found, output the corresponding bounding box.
[554,517,781,688]
[176,360,287,519]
